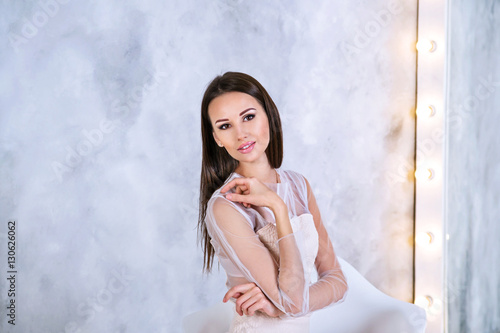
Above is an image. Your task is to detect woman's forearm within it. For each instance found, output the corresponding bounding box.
[269,199,293,238]
[269,198,307,315]
[307,271,348,312]
[272,192,348,314]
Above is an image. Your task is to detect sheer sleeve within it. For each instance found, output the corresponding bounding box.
[206,196,309,316]
[304,177,349,311]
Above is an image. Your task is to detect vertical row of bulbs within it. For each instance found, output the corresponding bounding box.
[415,39,437,183]
[414,38,438,314]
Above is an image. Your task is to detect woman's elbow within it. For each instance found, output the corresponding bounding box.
[336,276,349,302]
[285,302,307,316]
[280,289,308,316]
[340,282,348,299]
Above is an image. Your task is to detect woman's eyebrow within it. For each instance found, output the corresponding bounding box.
[215,108,256,124]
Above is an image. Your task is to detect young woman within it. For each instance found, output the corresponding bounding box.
[194,72,428,333]
[197,71,349,332]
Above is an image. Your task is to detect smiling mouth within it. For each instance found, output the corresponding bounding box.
[238,141,255,151]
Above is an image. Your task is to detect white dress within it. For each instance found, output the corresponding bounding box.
[228,213,319,332]
[184,169,427,333]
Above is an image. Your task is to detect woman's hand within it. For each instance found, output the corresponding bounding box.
[221,177,283,210]
[223,282,284,318]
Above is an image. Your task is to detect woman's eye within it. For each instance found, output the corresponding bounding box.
[219,124,230,130]
[218,114,254,130]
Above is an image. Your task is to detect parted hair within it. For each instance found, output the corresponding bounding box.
[198,71,283,273]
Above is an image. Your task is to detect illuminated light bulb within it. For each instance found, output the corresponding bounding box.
[416,105,436,117]
[416,39,437,52]
[414,168,434,180]
[415,295,434,309]
[416,232,434,245]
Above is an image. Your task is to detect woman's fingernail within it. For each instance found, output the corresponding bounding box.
[226,194,232,199]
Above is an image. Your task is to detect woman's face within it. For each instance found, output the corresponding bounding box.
[208,91,270,166]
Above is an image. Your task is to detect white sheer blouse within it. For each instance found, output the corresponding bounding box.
[205,168,348,318]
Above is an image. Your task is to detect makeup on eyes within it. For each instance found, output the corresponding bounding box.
[214,108,257,125]
[216,111,256,130]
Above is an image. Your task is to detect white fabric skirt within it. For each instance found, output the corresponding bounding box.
[229,310,311,333]
[183,257,427,333]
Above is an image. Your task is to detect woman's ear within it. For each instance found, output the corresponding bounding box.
[212,132,223,147]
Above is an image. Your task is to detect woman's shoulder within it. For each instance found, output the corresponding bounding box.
[207,172,247,213]
[208,172,241,200]
[279,169,308,188]
[206,175,255,229]
[280,168,305,179]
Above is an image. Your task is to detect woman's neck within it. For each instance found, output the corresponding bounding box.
[234,162,278,184]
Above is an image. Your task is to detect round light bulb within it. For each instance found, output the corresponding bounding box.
[415,168,434,180]
[416,105,436,117]
[415,295,434,309]
[416,40,437,52]
[416,232,434,245]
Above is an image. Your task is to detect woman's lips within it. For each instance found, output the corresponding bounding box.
[238,141,255,154]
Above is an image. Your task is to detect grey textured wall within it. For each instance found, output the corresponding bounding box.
[0,0,417,331]
[446,0,500,332]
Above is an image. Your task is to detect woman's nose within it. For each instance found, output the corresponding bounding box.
[235,125,248,140]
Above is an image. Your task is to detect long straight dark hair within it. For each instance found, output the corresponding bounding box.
[198,72,283,273]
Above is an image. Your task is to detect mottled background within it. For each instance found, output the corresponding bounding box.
[1,0,496,332]
[446,0,500,332]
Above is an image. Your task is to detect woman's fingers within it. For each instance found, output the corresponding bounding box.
[224,283,274,317]
[223,283,254,302]
[221,178,248,193]
[224,283,282,317]
[224,193,253,204]
[235,287,261,316]
[247,298,268,316]
[235,185,252,207]
[223,283,261,316]
[235,184,249,194]
[221,178,251,206]
[242,293,267,316]
[221,176,279,209]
